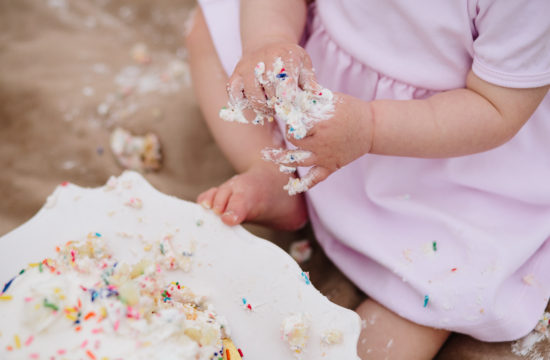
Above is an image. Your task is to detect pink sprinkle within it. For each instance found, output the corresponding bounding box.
[61,181,69,187]
[29,353,39,359]
[25,335,34,346]
[91,328,103,334]
[126,306,140,319]
[114,320,120,331]
[57,349,66,355]
[24,297,33,302]
[81,340,88,349]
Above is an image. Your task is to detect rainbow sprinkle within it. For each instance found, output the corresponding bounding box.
[301,272,311,285]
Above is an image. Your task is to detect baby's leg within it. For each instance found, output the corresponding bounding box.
[186,8,307,230]
[356,298,450,359]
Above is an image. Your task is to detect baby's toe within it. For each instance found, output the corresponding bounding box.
[197,187,217,209]
[221,193,248,226]
[212,185,232,215]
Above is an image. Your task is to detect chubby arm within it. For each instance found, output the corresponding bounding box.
[277,71,549,189]
[369,71,549,157]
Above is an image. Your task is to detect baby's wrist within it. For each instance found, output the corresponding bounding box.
[242,35,298,56]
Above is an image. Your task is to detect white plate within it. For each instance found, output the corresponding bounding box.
[0,171,360,359]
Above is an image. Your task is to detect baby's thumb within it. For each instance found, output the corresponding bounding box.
[299,67,322,93]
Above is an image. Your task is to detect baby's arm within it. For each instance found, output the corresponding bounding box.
[368,71,549,157]
[240,0,307,53]
[275,71,548,188]
[226,0,314,120]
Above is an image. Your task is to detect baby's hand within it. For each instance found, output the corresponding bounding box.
[223,42,318,124]
[263,93,374,193]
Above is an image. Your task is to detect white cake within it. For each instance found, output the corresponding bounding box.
[0,171,360,359]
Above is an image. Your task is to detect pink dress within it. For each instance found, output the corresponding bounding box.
[199,0,550,341]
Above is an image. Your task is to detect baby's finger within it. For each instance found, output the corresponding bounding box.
[243,69,269,115]
[227,76,248,108]
[283,166,331,196]
[298,66,322,93]
[284,120,316,141]
[261,147,315,167]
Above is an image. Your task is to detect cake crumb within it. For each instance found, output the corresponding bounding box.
[289,240,312,264]
[321,329,343,345]
[110,127,162,172]
[125,197,143,209]
[281,313,311,356]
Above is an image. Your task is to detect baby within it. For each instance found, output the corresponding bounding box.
[186,0,550,358]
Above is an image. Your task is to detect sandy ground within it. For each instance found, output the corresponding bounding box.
[0,0,547,358]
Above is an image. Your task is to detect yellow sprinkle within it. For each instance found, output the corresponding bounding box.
[14,334,21,349]
[143,244,152,252]
[0,295,13,301]
[65,314,77,321]
[28,263,40,268]
[34,304,40,310]
[101,357,109,360]
[54,288,62,294]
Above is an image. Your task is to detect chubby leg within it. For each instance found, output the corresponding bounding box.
[186,8,307,230]
[356,298,450,360]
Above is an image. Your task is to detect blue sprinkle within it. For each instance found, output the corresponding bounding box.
[276,73,287,79]
[242,298,247,305]
[301,272,311,285]
[423,295,429,307]
[95,232,102,237]
[90,289,99,302]
[1,277,15,294]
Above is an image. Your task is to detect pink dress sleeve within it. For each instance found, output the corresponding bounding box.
[472,0,550,88]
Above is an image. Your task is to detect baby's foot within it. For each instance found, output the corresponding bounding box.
[197,163,308,231]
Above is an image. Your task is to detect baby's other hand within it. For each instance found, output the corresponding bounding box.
[264,93,374,190]
[227,42,317,123]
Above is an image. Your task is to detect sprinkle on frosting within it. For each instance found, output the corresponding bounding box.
[0,233,234,359]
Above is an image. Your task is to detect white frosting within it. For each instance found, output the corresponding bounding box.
[261,148,312,164]
[283,170,316,196]
[219,58,331,195]
[0,171,361,359]
[220,58,334,141]
[0,234,228,359]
